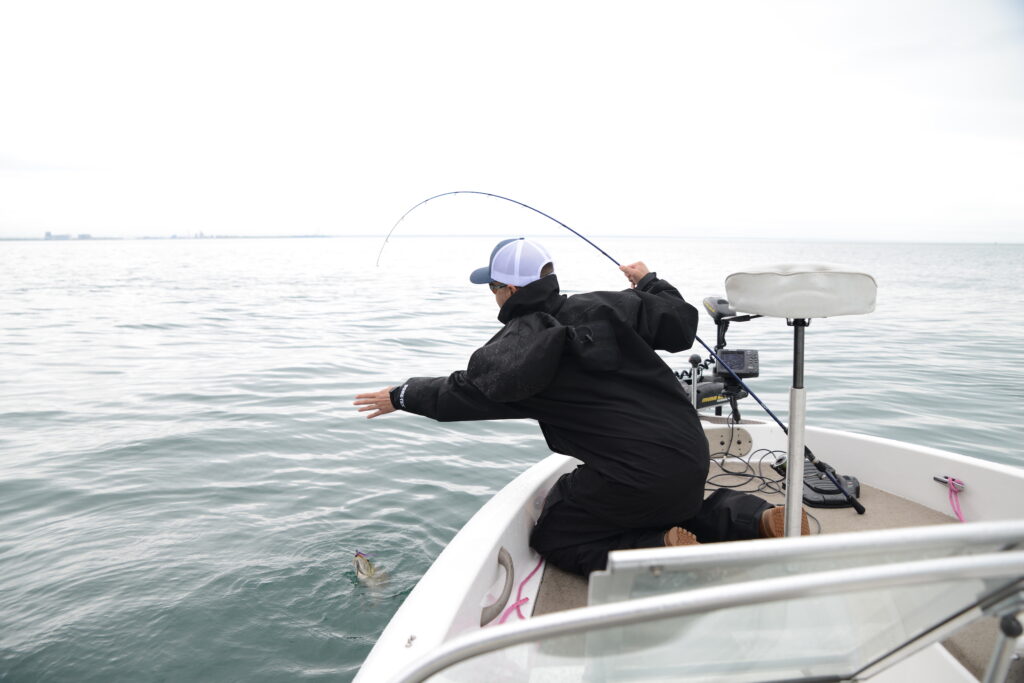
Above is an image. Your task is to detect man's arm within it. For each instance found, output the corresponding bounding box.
[619,261,699,352]
[355,371,529,422]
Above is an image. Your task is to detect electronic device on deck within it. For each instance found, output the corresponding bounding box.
[715,349,759,379]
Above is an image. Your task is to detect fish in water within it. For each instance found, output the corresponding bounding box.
[353,550,383,583]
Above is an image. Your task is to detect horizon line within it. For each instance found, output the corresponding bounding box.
[1,233,1022,246]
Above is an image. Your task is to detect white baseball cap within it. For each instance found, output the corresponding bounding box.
[469,238,554,287]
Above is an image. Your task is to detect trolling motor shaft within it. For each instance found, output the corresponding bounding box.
[688,354,701,411]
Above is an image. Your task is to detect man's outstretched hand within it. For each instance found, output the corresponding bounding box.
[354,387,396,419]
[620,261,650,288]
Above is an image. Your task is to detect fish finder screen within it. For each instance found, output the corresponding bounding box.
[716,349,759,378]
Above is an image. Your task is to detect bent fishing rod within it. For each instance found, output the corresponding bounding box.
[381,190,864,513]
[376,190,618,268]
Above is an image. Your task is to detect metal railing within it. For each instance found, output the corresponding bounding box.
[601,518,1024,574]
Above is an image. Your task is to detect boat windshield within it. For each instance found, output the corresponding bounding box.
[402,522,1024,683]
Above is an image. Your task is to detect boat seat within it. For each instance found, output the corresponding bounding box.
[724,263,877,319]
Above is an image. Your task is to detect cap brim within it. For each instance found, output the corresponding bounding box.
[469,266,491,284]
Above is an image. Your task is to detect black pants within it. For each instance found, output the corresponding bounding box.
[530,468,772,576]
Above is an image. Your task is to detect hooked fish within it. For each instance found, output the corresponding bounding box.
[353,551,378,581]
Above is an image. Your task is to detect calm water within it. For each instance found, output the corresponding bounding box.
[1,236,1022,681]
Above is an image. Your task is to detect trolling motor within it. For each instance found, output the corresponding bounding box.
[678,297,760,418]
[703,297,762,420]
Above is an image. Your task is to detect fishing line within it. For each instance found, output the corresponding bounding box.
[384,191,862,512]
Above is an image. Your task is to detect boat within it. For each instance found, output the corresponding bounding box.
[354,264,1024,682]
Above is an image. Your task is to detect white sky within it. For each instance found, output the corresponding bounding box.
[1,0,1022,242]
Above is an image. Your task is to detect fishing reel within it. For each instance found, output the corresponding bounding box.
[677,297,761,418]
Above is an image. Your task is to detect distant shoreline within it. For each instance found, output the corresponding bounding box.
[0,234,342,242]
[1,234,1021,245]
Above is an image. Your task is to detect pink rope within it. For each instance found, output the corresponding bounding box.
[496,556,545,625]
[497,598,529,624]
[516,556,545,619]
[947,476,965,522]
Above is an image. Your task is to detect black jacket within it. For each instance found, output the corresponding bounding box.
[390,273,709,517]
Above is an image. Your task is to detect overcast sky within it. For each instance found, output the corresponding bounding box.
[1,0,1022,242]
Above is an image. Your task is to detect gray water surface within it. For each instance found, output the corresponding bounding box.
[1,236,1021,681]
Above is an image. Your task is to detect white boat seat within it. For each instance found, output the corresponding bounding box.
[725,263,877,319]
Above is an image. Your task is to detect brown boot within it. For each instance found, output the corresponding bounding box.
[758,506,810,538]
[663,527,701,547]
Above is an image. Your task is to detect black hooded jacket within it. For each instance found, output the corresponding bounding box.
[389,273,709,519]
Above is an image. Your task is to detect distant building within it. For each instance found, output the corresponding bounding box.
[78,234,92,240]
[44,231,75,240]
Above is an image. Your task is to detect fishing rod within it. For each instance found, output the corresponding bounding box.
[376,190,618,268]
[382,191,864,513]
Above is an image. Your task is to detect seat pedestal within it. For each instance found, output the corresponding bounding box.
[786,321,808,536]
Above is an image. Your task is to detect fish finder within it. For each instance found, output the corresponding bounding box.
[715,349,759,379]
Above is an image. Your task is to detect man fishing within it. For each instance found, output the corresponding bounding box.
[355,237,803,576]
